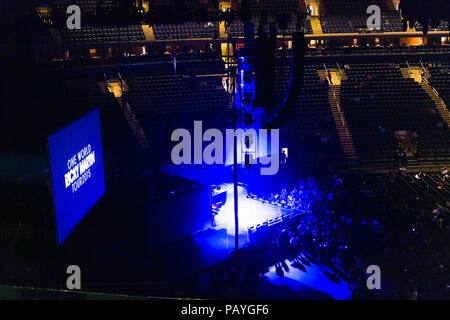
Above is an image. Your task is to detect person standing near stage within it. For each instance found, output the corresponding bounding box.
[280,149,287,164]
[401,149,408,168]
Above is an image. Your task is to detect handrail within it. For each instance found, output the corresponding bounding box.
[419,60,426,72]
[336,62,342,74]
[422,76,439,97]
[405,60,411,70]
[103,73,109,87]
[432,87,440,97]
[422,76,445,105]
[323,63,331,82]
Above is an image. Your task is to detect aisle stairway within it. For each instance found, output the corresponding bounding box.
[399,67,410,79]
[119,99,151,151]
[328,85,358,160]
[142,25,155,41]
[99,79,151,151]
[420,82,450,128]
[318,68,357,161]
[219,21,227,39]
[310,16,323,34]
[400,67,450,128]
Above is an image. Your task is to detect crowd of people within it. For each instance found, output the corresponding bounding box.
[259,172,377,298]
[252,166,449,299]
[261,177,324,211]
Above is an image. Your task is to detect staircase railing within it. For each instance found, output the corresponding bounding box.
[420,70,441,98]
[404,60,413,76]
[417,59,442,96]
[323,63,331,83]
[104,72,150,150]
[336,62,342,74]
[419,60,426,73]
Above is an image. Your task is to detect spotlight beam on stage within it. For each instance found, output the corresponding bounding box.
[226,27,239,257]
[233,83,239,258]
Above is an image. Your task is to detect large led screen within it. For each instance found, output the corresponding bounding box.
[48,108,105,245]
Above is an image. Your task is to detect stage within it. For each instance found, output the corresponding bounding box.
[213,183,293,237]
[154,164,352,299]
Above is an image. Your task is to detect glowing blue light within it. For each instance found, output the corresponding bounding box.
[214,184,285,235]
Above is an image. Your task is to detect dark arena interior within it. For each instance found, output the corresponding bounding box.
[1,0,450,302]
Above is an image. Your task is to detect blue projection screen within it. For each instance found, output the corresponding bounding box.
[48,108,106,245]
